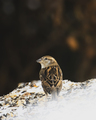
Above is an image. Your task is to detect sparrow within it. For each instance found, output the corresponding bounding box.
[36,55,63,99]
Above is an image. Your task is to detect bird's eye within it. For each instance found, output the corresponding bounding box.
[44,58,48,60]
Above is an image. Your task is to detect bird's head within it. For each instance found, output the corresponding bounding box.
[36,56,58,68]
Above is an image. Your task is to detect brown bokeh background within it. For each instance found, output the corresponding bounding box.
[1,0,96,95]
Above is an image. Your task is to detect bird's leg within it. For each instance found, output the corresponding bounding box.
[51,79,57,100]
[57,88,60,96]
[52,85,57,100]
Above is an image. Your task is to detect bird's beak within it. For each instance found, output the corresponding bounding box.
[36,58,42,63]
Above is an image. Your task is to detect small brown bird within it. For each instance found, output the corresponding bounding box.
[36,55,63,99]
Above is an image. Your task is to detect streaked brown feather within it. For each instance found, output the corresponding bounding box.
[39,65,63,95]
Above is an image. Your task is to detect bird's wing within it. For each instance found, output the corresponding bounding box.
[39,65,63,87]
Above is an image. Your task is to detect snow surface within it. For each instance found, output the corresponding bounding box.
[2,79,96,120]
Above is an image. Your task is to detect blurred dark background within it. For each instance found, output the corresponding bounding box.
[1,0,96,95]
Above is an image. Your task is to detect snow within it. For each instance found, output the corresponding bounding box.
[1,79,96,120]
[13,98,96,120]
